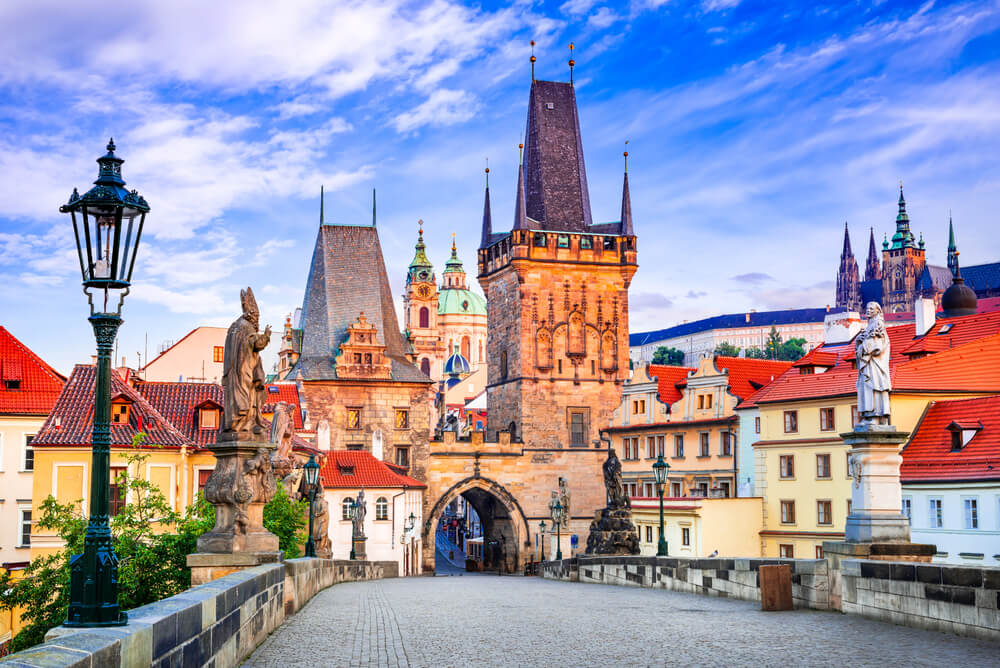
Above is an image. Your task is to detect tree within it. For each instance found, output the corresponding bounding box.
[765,327,783,359]
[743,347,769,359]
[263,480,309,559]
[713,342,741,357]
[776,337,807,362]
[651,346,686,366]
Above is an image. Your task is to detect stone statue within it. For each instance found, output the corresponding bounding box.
[353,489,367,537]
[856,301,891,425]
[548,490,560,523]
[269,402,295,478]
[220,287,272,442]
[311,492,332,559]
[230,446,278,534]
[558,477,571,529]
[602,448,629,509]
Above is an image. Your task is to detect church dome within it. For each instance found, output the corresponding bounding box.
[443,349,471,377]
[438,289,486,317]
[941,270,977,318]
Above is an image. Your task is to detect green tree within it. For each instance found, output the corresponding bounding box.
[651,346,686,366]
[743,347,769,359]
[713,342,741,357]
[263,480,309,559]
[776,337,807,361]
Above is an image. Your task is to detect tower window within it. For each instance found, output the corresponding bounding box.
[420,358,431,376]
[557,235,570,248]
[603,237,615,250]
[500,351,508,379]
[419,306,429,329]
[580,236,592,249]
[534,233,547,247]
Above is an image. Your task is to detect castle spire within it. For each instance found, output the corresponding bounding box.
[372,188,376,227]
[513,143,529,231]
[865,227,880,281]
[835,222,861,312]
[480,161,493,248]
[890,182,914,249]
[320,185,324,226]
[841,221,853,257]
[407,219,433,283]
[620,146,633,236]
[947,212,959,276]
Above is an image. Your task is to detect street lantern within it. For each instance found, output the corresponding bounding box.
[538,520,547,561]
[348,498,358,560]
[303,455,320,557]
[552,500,564,561]
[406,512,416,532]
[61,139,149,628]
[653,454,670,557]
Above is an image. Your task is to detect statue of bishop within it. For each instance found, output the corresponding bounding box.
[220,287,272,441]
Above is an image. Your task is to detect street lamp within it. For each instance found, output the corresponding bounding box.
[60,139,149,628]
[653,454,670,557]
[552,500,564,561]
[538,520,546,561]
[347,498,357,560]
[303,455,320,557]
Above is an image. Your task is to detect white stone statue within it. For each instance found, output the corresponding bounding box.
[855,301,891,425]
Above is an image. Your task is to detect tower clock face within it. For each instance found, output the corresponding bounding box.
[419,271,429,280]
[417,285,431,298]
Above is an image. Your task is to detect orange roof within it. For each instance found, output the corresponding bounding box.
[893,333,1000,392]
[713,357,793,401]
[0,327,65,415]
[262,382,304,429]
[320,449,425,489]
[646,364,694,404]
[901,395,1000,482]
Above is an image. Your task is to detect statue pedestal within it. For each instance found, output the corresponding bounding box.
[188,440,281,584]
[584,507,639,556]
[842,424,911,543]
[353,535,368,561]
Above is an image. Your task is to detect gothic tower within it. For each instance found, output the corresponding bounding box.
[881,184,926,313]
[947,214,958,276]
[477,78,637,447]
[835,222,861,312]
[865,227,881,281]
[403,222,440,378]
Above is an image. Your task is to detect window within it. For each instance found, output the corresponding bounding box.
[199,407,218,430]
[395,447,410,468]
[500,351,508,380]
[419,306,429,329]
[342,498,354,520]
[963,498,978,530]
[901,497,912,524]
[111,402,130,425]
[779,544,794,558]
[697,394,713,410]
[376,497,389,521]
[780,500,796,524]
[928,498,943,528]
[533,232,547,247]
[568,409,588,447]
[656,435,665,458]
[17,508,31,547]
[817,500,832,525]
[645,526,653,542]
[720,432,732,457]
[347,408,361,430]
[580,236,592,249]
[699,433,709,457]
[23,434,34,471]
[623,437,639,461]
[779,455,794,479]
[717,481,731,498]
[643,482,655,498]
[647,436,656,459]
[346,443,364,451]
[816,453,831,479]
[557,235,570,248]
[624,482,638,498]
[850,405,859,427]
[632,399,646,415]
[603,236,615,250]
[694,482,709,497]
[783,410,798,433]
[673,434,684,458]
[682,528,691,546]
[109,467,127,517]
[819,407,835,431]
[213,346,224,363]
[754,416,760,434]
[420,358,431,376]
[395,409,409,430]
[815,545,824,559]
[670,482,681,497]
[198,469,213,492]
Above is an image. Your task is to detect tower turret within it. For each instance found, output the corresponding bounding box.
[835,222,861,312]
[865,227,881,281]
[947,213,958,276]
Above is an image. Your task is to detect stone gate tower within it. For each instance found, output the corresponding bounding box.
[477,78,638,448]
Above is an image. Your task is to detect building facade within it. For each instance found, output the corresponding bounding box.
[141,326,227,383]
[630,496,763,558]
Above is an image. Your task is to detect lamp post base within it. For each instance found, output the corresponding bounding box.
[656,539,669,557]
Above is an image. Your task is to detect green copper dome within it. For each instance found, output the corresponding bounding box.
[438,288,486,316]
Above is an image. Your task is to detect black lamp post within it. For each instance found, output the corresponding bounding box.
[552,500,563,561]
[60,139,149,628]
[348,498,357,560]
[538,520,546,561]
[653,454,670,557]
[303,455,320,557]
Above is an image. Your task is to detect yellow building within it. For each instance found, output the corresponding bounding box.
[747,312,1000,559]
[608,356,791,500]
[630,496,763,558]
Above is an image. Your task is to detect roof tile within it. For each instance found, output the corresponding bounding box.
[0,326,65,415]
[901,395,1000,482]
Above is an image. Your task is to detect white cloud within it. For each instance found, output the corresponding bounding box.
[393,89,480,133]
[560,0,601,15]
[702,0,741,11]
[588,7,620,28]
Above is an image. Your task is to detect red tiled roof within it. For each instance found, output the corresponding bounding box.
[35,366,190,448]
[0,327,65,416]
[893,333,1000,392]
[975,296,1000,314]
[713,357,793,401]
[901,395,1000,482]
[262,382,303,429]
[647,364,695,404]
[319,450,425,489]
[900,309,1000,356]
[792,349,837,368]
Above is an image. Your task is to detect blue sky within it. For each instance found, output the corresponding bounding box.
[1,0,999,374]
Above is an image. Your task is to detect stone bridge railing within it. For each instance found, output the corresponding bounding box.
[0,558,388,668]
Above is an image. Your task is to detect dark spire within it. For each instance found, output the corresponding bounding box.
[865,227,880,281]
[890,182,914,249]
[841,221,853,257]
[620,147,633,236]
[372,188,376,227]
[480,162,493,248]
[320,185,324,226]
[514,143,529,230]
[835,222,861,311]
[947,212,959,276]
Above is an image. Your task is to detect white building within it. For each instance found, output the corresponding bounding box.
[629,307,842,367]
[321,450,425,576]
[901,395,1000,566]
[142,326,227,383]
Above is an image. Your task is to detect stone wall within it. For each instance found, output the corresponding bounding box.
[542,556,830,610]
[841,560,999,641]
[0,558,383,668]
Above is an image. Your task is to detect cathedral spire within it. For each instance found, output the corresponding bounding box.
[835,222,861,312]
[480,162,493,249]
[841,221,853,257]
[947,212,959,276]
[890,182,914,249]
[319,185,324,226]
[619,147,633,236]
[865,226,880,281]
[513,143,529,231]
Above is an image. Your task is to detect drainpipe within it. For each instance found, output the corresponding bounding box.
[391,484,407,551]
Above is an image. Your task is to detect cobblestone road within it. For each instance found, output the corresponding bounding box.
[244,574,998,668]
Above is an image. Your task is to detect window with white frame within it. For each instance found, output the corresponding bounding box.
[673,434,684,458]
[23,434,35,471]
[646,436,656,459]
[901,497,912,524]
[376,497,389,521]
[963,497,978,530]
[720,431,732,456]
[928,498,943,528]
[17,507,32,547]
[342,498,354,520]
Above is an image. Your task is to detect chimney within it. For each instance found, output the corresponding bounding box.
[823,310,863,345]
[915,297,936,336]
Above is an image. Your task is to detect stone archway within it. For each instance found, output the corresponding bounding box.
[423,476,530,574]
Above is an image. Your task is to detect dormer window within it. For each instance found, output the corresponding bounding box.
[199,407,219,430]
[338,464,355,476]
[111,401,131,425]
[938,324,954,335]
[947,421,982,451]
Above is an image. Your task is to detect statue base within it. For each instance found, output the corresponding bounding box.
[584,507,640,556]
[353,536,368,561]
[842,425,911,543]
[187,551,284,586]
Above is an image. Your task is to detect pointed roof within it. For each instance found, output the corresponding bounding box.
[480,172,493,248]
[891,184,915,249]
[444,235,464,274]
[513,160,529,231]
[620,170,633,236]
[522,80,593,232]
[865,227,880,281]
[291,224,429,383]
[0,326,65,415]
[948,214,957,251]
[840,222,853,259]
[319,449,425,489]
[408,222,433,275]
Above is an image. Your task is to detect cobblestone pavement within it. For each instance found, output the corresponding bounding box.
[244,574,998,668]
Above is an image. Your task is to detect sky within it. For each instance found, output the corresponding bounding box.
[1,0,999,375]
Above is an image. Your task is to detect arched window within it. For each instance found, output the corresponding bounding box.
[376,497,389,521]
[461,335,471,360]
[509,421,517,440]
[419,306,429,329]
[342,498,353,520]
[420,357,431,376]
[478,341,483,362]
[500,351,508,379]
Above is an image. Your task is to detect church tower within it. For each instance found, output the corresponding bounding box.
[947,214,958,277]
[864,227,881,281]
[403,221,440,378]
[835,222,861,312]
[477,77,637,447]
[881,184,926,313]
